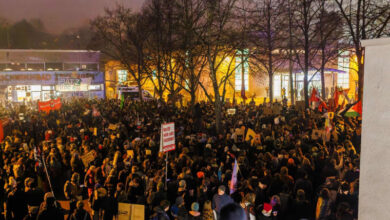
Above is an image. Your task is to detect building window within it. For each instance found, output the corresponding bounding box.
[338,51,350,72]
[235,49,249,91]
[117,70,127,84]
[337,72,349,89]
[273,75,281,97]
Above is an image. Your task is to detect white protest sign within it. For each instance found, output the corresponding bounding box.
[227,108,236,115]
[161,122,175,152]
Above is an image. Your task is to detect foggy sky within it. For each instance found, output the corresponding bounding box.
[0,0,145,34]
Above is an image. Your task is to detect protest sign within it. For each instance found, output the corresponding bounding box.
[81,150,96,167]
[108,124,117,130]
[227,108,236,115]
[127,150,134,159]
[161,122,175,152]
[145,149,151,155]
[245,128,256,141]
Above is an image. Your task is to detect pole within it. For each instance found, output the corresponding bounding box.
[165,152,168,191]
[41,153,57,206]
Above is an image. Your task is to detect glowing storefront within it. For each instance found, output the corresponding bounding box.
[0,50,105,102]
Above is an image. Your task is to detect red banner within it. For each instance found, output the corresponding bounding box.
[38,98,62,113]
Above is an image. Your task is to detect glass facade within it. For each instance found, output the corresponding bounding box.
[235,49,249,91]
[338,51,350,89]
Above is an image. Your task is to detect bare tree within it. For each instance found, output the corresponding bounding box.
[315,0,345,100]
[334,0,390,101]
[195,0,244,134]
[91,6,149,102]
[291,0,321,108]
[249,0,286,103]
[173,0,209,106]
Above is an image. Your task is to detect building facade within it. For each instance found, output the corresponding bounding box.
[0,49,105,102]
[104,50,358,104]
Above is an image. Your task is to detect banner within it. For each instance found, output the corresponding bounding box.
[230,159,238,194]
[161,122,175,152]
[38,98,62,113]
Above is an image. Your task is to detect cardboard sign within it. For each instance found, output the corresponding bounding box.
[118,203,145,220]
[108,124,117,130]
[227,108,236,115]
[161,123,175,152]
[245,128,257,141]
[81,150,96,167]
[118,203,131,220]
[145,149,151,156]
[127,150,134,159]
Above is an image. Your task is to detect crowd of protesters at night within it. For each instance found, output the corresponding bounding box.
[0,97,360,220]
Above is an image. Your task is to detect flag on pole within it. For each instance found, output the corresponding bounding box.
[309,88,320,109]
[230,159,238,194]
[0,119,4,142]
[344,100,362,117]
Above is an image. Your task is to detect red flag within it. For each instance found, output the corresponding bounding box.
[309,88,320,103]
[352,100,362,116]
[318,100,328,112]
[0,120,3,142]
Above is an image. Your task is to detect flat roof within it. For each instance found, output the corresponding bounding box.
[362,38,390,47]
[0,49,101,63]
[0,49,100,53]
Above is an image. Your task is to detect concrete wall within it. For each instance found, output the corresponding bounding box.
[359,38,390,220]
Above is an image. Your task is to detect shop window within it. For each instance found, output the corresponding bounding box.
[80,63,98,71]
[26,63,44,71]
[46,63,63,71]
[64,63,81,71]
[7,62,25,71]
[89,84,101,90]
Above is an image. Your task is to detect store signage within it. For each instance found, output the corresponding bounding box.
[58,77,81,85]
[0,73,54,85]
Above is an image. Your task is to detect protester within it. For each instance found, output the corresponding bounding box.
[219,203,246,220]
[0,98,361,220]
[69,201,92,220]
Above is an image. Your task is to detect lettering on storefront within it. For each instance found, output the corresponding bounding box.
[0,73,54,85]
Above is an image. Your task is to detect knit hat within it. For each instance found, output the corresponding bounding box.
[175,196,184,206]
[191,202,199,211]
[197,171,205,179]
[263,203,272,212]
[178,180,186,191]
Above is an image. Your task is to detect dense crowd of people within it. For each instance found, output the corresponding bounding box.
[0,98,360,220]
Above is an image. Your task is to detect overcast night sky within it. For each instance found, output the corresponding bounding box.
[0,0,145,34]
